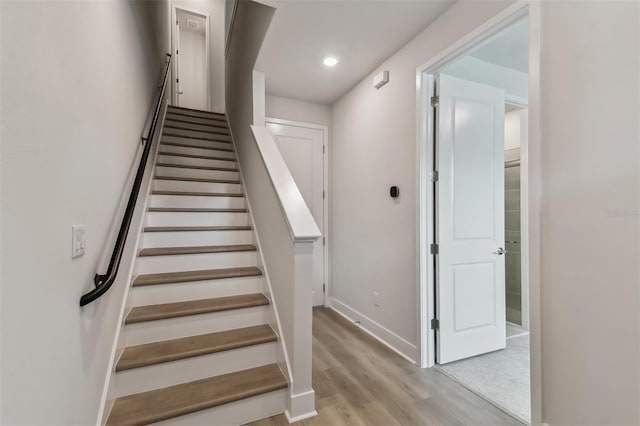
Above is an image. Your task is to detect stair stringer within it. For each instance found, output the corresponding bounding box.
[95,104,169,426]
[226,120,295,397]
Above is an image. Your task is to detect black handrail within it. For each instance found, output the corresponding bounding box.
[80,53,172,306]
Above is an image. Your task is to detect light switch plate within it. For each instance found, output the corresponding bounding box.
[72,225,86,259]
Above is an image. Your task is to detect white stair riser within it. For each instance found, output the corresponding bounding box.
[153,178,241,193]
[156,166,239,181]
[161,140,234,155]
[113,342,277,397]
[157,154,236,170]
[160,145,235,159]
[162,135,232,150]
[154,389,287,426]
[145,211,250,227]
[165,113,227,127]
[149,194,246,209]
[163,128,231,142]
[141,230,253,248]
[124,305,270,345]
[130,276,263,306]
[135,251,257,274]
[165,120,229,134]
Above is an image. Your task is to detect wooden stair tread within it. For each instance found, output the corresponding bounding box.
[168,105,225,116]
[139,244,256,257]
[148,207,246,212]
[125,293,269,325]
[154,175,240,184]
[116,324,275,370]
[161,141,234,151]
[164,122,228,132]
[133,266,262,287]
[106,364,286,425]
[156,162,238,172]
[152,190,244,197]
[144,225,252,232]
[158,151,236,162]
[163,130,231,141]
[165,122,229,131]
[165,114,227,126]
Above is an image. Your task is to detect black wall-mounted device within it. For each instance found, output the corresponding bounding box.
[390,186,399,198]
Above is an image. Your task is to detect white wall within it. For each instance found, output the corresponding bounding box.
[179,27,207,110]
[265,95,331,127]
[443,55,528,103]
[539,2,639,424]
[170,0,226,113]
[331,0,639,423]
[0,0,168,424]
[504,109,522,150]
[330,1,514,362]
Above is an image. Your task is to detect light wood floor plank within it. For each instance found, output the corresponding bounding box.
[247,307,522,426]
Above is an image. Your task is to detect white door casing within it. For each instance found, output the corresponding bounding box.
[266,121,325,306]
[436,74,506,364]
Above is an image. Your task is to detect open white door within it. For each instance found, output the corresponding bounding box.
[266,121,325,306]
[436,74,506,364]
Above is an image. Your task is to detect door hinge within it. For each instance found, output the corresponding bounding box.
[323,283,326,293]
[431,318,439,330]
[431,95,439,108]
[323,190,325,200]
[430,243,439,255]
[176,78,179,83]
[323,237,326,246]
[430,170,439,182]
[176,49,179,55]
[323,145,325,154]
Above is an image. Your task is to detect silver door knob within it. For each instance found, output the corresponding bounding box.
[493,247,506,255]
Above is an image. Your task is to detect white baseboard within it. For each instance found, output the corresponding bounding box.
[285,409,318,424]
[285,389,317,424]
[329,298,417,364]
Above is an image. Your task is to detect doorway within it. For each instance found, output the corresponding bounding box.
[265,118,328,307]
[171,6,210,110]
[417,5,535,424]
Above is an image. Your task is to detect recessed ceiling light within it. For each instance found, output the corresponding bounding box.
[323,56,338,67]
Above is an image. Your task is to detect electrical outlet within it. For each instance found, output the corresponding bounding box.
[72,225,86,259]
[373,291,380,307]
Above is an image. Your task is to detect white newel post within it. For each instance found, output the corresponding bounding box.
[287,240,318,422]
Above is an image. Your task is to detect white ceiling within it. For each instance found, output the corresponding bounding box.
[470,16,529,73]
[255,0,455,105]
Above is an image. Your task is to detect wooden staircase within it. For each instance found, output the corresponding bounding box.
[106,106,287,425]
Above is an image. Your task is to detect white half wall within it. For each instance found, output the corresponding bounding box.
[538,2,639,425]
[330,1,514,362]
[0,1,169,424]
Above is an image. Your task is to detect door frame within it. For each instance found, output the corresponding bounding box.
[170,4,211,110]
[265,117,330,307]
[415,1,542,424]
[504,105,530,332]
